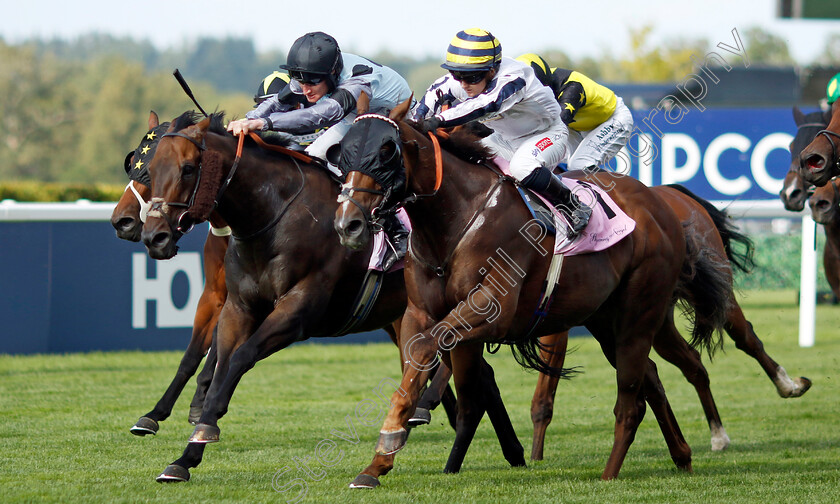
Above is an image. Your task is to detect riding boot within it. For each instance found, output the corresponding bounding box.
[521,166,592,239]
[382,214,409,271]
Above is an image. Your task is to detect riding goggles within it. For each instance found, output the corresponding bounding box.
[449,70,487,84]
[289,70,327,85]
[254,94,273,104]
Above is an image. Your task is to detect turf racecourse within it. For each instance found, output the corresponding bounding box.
[1,290,838,504]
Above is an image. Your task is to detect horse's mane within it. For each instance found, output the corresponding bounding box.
[405,120,495,165]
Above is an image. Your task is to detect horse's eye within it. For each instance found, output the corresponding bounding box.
[182,163,196,177]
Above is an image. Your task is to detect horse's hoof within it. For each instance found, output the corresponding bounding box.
[375,428,408,455]
[788,377,813,398]
[407,407,432,427]
[188,423,220,443]
[188,406,203,425]
[348,474,380,489]
[156,464,190,483]
[130,416,159,436]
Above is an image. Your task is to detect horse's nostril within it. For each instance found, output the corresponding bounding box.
[816,200,831,211]
[789,189,802,200]
[805,154,825,170]
[115,217,137,231]
[347,219,364,236]
[152,231,171,247]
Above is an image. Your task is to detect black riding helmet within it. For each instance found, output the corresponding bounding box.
[254,71,291,104]
[280,32,344,91]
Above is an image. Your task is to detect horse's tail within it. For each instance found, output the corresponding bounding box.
[510,336,580,379]
[674,222,732,357]
[665,184,756,274]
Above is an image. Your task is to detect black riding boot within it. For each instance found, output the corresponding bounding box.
[522,166,592,239]
[382,214,409,271]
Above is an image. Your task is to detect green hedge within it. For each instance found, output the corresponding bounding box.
[0,181,125,202]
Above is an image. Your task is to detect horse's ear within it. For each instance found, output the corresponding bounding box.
[148,110,160,129]
[356,91,370,115]
[389,94,414,121]
[792,105,806,125]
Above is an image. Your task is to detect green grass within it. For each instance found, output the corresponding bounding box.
[1,289,839,503]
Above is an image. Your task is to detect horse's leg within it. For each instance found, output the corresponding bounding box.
[351,304,439,488]
[411,359,453,427]
[530,332,569,461]
[652,312,729,451]
[442,343,494,473]
[724,303,811,398]
[188,340,217,425]
[440,382,458,430]
[478,354,526,469]
[641,358,693,471]
[156,304,252,483]
[131,311,217,436]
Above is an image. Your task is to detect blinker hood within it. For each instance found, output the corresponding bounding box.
[339,117,406,198]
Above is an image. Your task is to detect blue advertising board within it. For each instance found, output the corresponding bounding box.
[617,107,797,201]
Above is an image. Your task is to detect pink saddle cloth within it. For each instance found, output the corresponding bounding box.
[368,208,411,272]
[494,158,636,256]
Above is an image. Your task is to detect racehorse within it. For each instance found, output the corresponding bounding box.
[800,101,840,187]
[138,111,529,483]
[808,178,840,301]
[780,107,830,211]
[529,183,811,460]
[111,111,230,434]
[333,100,731,486]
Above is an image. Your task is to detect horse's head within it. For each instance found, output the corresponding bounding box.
[111,111,172,241]
[141,111,225,259]
[333,99,413,250]
[808,177,840,224]
[800,101,840,187]
[780,107,826,211]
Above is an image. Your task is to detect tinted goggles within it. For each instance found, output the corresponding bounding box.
[450,71,487,84]
[289,70,326,85]
[254,94,272,104]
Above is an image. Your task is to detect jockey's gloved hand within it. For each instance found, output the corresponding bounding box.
[421,117,442,133]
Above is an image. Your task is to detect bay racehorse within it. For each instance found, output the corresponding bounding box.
[333,100,731,486]
[111,111,230,434]
[780,106,830,211]
[808,178,840,301]
[529,183,811,460]
[139,111,528,483]
[800,100,840,187]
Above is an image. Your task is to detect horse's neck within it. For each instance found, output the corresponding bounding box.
[209,135,333,239]
[407,153,501,260]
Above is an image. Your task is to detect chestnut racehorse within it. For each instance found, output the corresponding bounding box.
[780,106,830,211]
[800,100,840,187]
[333,101,731,486]
[111,111,229,434]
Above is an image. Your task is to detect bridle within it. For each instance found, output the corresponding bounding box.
[338,114,444,232]
[149,129,309,240]
[148,131,207,234]
[815,128,840,173]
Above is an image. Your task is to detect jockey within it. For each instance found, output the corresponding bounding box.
[516,53,634,173]
[252,71,327,150]
[827,72,840,105]
[228,32,413,269]
[412,29,591,238]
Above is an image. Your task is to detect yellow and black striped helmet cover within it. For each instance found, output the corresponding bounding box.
[442,28,502,71]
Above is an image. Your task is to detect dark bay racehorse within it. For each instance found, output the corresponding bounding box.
[529,184,811,460]
[780,107,830,211]
[800,100,840,186]
[137,111,532,484]
[333,101,731,486]
[808,178,840,300]
[111,111,230,434]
